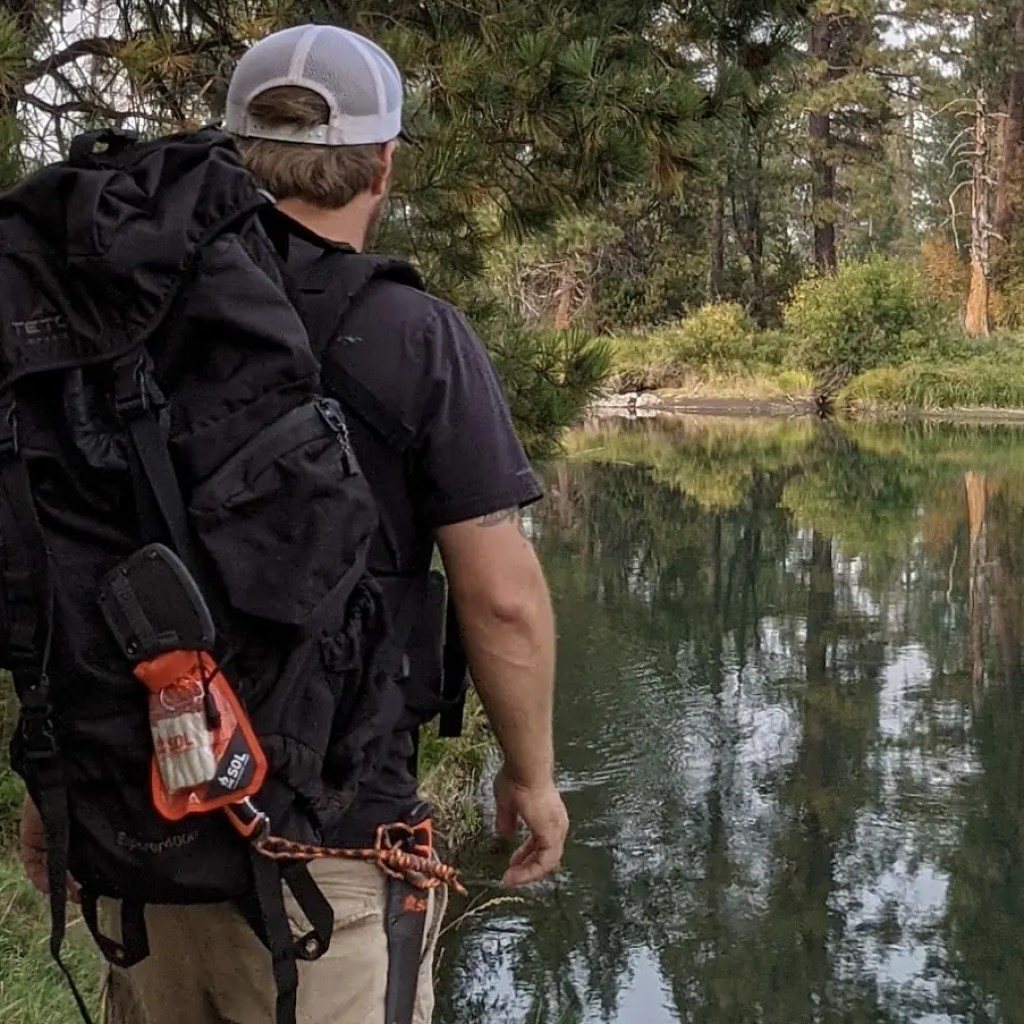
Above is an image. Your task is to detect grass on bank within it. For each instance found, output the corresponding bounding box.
[840,349,1024,412]
[0,859,102,1024]
[418,695,492,852]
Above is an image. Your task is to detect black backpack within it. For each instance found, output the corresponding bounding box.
[0,129,418,1023]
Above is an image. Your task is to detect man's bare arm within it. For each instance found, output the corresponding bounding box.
[437,509,567,886]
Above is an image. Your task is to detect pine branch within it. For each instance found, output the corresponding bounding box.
[18,91,160,123]
[23,36,122,86]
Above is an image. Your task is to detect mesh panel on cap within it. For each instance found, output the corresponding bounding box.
[303,33,382,118]
[226,26,314,110]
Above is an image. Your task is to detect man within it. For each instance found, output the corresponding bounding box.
[20,21,568,1024]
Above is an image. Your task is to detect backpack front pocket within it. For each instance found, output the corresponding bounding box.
[190,399,378,627]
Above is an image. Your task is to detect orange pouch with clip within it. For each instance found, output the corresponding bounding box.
[135,650,266,821]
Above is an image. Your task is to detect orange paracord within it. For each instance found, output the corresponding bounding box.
[254,821,468,896]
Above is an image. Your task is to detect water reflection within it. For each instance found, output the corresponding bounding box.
[438,416,1024,1024]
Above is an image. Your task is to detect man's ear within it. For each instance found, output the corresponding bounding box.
[372,141,397,198]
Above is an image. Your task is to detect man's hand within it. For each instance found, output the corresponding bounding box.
[19,795,50,895]
[494,765,569,888]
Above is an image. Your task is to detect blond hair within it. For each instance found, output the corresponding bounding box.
[230,86,385,208]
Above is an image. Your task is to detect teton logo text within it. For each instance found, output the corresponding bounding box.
[11,314,69,345]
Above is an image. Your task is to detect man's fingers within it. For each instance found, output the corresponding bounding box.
[508,839,536,867]
[501,838,562,887]
[502,850,560,888]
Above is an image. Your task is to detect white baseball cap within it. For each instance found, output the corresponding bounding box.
[225,24,404,146]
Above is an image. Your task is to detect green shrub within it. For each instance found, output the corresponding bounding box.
[606,332,668,390]
[775,369,815,395]
[750,329,793,368]
[489,328,611,457]
[607,302,787,389]
[842,353,1024,410]
[657,302,758,368]
[785,258,949,377]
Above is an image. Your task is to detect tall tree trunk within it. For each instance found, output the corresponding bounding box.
[994,5,1024,240]
[710,185,726,299]
[810,11,838,276]
[553,260,575,330]
[730,137,768,326]
[965,89,993,338]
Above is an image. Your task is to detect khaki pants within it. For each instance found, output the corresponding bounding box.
[101,860,448,1024]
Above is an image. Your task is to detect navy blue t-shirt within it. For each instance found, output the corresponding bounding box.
[284,222,542,844]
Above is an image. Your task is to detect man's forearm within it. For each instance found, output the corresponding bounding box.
[439,512,568,882]
[457,588,556,786]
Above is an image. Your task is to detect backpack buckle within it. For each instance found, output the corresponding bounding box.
[113,354,154,417]
[21,706,58,761]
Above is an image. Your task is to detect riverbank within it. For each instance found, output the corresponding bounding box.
[591,388,1024,424]
[603,263,1024,423]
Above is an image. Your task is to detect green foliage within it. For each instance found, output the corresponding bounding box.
[489,329,611,459]
[0,114,24,190]
[0,11,28,101]
[0,767,20,851]
[608,302,793,389]
[662,302,761,366]
[842,346,1024,411]
[417,697,490,851]
[0,676,19,851]
[785,258,951,377]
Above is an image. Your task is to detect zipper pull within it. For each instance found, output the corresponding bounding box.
[315,399,355,473]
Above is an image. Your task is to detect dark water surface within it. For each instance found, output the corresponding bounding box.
[437,415,1024,1024]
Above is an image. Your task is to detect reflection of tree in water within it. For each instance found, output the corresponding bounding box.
[440,419,1024,1024]
[942,484,1024,1023]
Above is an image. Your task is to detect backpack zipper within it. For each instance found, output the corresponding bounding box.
[314,398,355,474]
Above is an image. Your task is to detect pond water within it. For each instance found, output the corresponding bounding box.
[437,415,1024,1024]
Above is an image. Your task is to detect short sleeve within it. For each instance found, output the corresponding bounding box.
[415,304,542,528]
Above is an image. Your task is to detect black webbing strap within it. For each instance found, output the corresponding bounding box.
[0,399,95,1024]
[106,571,161,656]
[320,360,416,454]
[389,575,430,664]
[80,893,150,968]
[294,248,418,454]
[440,594,470,740]
[113,353,197,571]
[251,853,300,1024]
[38,774,96,1024]
[282,862,335,963]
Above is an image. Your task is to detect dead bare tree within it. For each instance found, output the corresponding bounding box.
[947,91,1000,338]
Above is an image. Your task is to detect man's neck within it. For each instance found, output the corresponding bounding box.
[275,197,368,251]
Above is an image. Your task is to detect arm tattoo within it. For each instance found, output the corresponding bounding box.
[478,507,531,540]
[478,507,520,528]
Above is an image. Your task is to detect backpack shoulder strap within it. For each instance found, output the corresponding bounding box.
[293,246,425,454]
